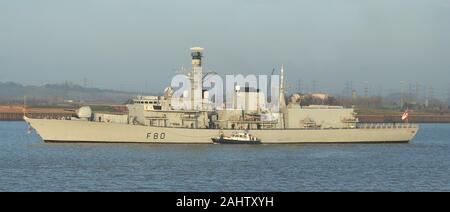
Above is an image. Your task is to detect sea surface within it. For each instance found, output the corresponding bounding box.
[0,121,449,192]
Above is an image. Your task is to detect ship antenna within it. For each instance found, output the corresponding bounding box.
[280,65,286,108]
[23,95,27,117]
[280,65,287,129]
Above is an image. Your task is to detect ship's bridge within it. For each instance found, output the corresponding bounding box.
[133,96,160,105]
[132,96,163,111]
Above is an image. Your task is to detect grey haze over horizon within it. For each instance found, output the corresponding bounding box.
[1,0,450,97]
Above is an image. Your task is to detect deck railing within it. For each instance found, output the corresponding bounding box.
[356,123,419,129]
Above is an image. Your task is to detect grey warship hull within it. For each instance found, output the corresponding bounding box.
[25,117,418,144]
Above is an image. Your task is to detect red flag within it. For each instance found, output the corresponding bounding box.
[401,108,409,121]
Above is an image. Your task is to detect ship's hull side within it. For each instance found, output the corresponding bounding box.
[25,117,419,144]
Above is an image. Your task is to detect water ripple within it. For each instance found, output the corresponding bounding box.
[0,122,449,191]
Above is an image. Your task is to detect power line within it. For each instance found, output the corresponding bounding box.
[415,82,420,101]
[400,81,405,109]
[344,81,351,97]
[408,82,413,101]
[363,81,369,98]
[312,80,317,93]
[429,86,434,100]
[83,77,88,87]
[297,79,302,93]
[376,85,383,97]
[447,84,450,104]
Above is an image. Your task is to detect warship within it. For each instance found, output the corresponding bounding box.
[25,47,419,144]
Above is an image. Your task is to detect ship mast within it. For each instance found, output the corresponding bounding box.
[280,65,287,129]
[190,47,204,110]
[23,95,27,117]
[279,64,286,109]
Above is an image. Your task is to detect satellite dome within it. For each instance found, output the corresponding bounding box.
[76,106,92,118]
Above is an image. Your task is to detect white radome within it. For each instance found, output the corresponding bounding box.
[77,106,92,118]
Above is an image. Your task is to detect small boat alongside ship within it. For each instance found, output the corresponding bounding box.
[212,132,262,144]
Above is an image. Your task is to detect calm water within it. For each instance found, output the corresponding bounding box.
[0,121,449,192]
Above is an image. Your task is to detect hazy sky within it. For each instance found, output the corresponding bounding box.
[1,0,450,96]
